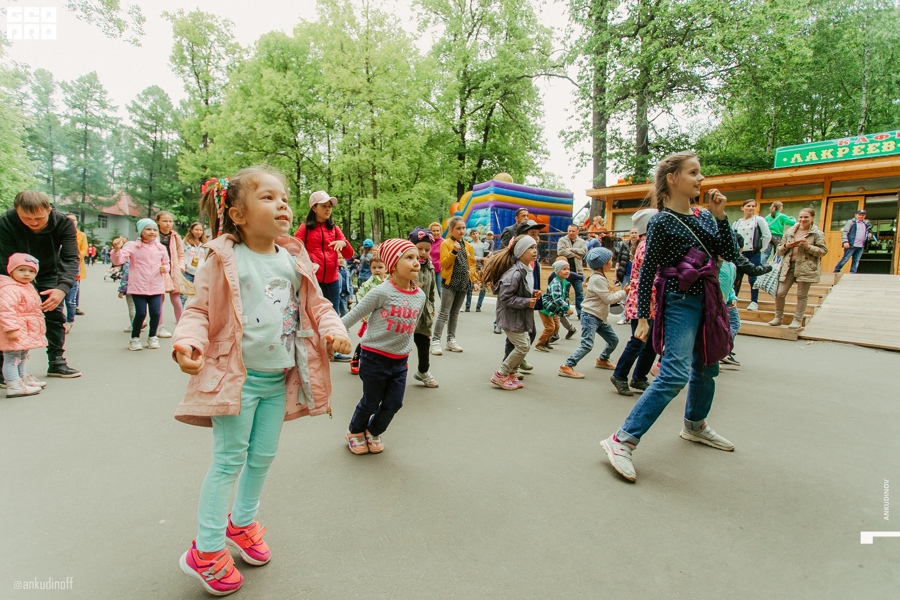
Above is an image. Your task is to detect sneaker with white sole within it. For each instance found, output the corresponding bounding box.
[347,432,369,454]
[128,338,142,351]
[558,365,585,379]
[519,359,534,371]
[430,343,443,356]
[157,326,173,338]
[747,302,759,311]
[414,371,439,388]
[365,430,384,453]
[147,336,160,349]
[23,374,47,389]
[720,352,740,366]
[600,435,637,482]
[490,371,519,390]
[679,423,735,451]
[446,339,463,352]
[180,540,243,596]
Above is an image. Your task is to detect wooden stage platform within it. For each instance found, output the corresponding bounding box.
[800,274,900,351]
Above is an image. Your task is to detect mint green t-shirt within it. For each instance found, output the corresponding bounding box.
[233,243,301,370]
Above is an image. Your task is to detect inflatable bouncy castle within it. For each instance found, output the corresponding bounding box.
[445,174,574,243]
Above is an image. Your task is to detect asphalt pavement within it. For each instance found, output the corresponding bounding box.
[1,262,898,599]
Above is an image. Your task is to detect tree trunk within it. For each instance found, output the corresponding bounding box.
[634,90,650,181]
[856,43,870,136]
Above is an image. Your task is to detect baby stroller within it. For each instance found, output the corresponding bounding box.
[104,265,123,282]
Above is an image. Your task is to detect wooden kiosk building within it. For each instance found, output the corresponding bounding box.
[586,145,900,349]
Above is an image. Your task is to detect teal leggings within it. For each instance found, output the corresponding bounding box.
[196,369,287,552]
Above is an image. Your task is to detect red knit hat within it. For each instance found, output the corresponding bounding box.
[378,238,416,274]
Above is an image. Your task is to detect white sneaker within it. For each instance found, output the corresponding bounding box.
[23,374,47,389]
[680,423,735,451]
[156,326,173,338]
[600,435,637,482]
[446,339,463,352]
[747,302,759,311]
[430,343,443,356]
[5,379,42,398]
[414,371,439,388]
[616,318,627,325]
[128,338,142,351]
[147,336,160,349]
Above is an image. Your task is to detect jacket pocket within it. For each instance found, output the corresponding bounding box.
[197,340,233,393]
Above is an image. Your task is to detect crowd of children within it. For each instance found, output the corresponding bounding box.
[0,152,767,595]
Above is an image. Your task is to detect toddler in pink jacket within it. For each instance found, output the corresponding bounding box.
[0,254,48,398]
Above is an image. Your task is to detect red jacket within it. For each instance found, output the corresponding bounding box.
[294,222,354,284]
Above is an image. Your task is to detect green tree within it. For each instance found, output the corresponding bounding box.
[164,9,243,188]
[127,85,180,217]
[59,72,116,222]
[415,0,558,199]
[0,57,35,207]
[25,69,62,198]
[66,0,145,45]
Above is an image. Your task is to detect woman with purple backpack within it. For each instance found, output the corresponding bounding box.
[600,152,739,483]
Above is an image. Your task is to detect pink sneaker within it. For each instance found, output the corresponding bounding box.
[507,373,524,389]
[226,516,271,565]
[365,430,384,453]
[347,432,369,454]
[490,371,519,390]
[179,540,243,596]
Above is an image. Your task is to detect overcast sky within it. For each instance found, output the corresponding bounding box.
[3,0,596,212]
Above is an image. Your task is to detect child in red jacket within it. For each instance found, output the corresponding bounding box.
[0,254,48,397]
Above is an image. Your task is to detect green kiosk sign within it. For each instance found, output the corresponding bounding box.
[774,129,900,168]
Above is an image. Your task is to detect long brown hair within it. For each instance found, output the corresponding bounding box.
[199,165,288,242]
[649,151,698,211]
[481,234,529,290]
[183,221,208,247]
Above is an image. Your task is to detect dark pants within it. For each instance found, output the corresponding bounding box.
[734,250,761,303]
[349,349,408,436]
[319,280,341,313]
[414,333,430,374]
[504,327,536,360]
[613,319,657,383]
[131,294,162,338]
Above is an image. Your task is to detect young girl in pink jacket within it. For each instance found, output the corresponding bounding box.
[173,167,350,597]
[111,218,169,351]
[0,253,47,398]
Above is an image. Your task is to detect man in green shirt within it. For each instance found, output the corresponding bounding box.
[763,201,796,263]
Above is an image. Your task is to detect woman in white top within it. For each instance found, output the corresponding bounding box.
[731,199,771,310]
[180,221,208,306]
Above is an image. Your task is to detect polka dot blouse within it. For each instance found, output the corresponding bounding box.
[637,208,739,319]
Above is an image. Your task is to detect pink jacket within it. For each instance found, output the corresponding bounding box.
[111,240,169,296]
[162,230,185,293]
[172,235,348,427]
[0,276,47,352]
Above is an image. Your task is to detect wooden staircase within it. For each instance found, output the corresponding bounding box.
[735,273,841,341]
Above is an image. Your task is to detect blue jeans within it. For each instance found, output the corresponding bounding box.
[349,349,407,435]
[727,304,740,340]
[131,294,162,338]
[435,275,442,298]
[569,277,584,316]
[734,250,761,304]
[617,292,721,445]
[613,319,657,383]
[64,280,80,323]
[834,246,864,273]
[319,280,341,313]
[761,236,781,264]
[565,313,618,367]
[196,369,286,552]
[465,286,486,310]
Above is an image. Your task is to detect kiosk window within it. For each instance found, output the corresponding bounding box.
[830,201,859,230]
[762,183,824,199]
[831,176,900,194]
